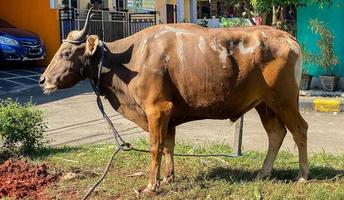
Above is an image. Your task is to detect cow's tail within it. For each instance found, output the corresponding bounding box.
[286,34,303,88]
[293,41,303,110]
[295,46,303,88]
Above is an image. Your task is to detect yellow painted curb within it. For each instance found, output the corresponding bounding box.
[313,98,341,112]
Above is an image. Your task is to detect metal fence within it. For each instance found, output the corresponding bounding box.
[59,9,157,42]
[129,12,156,35]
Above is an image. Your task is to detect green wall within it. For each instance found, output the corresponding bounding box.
[297,1,344,77]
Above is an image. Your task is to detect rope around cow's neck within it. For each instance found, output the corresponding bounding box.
[81,40,242,200]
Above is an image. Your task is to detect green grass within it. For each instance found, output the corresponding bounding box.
[26,139,344,199]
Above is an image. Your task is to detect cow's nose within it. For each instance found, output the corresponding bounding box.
[39,75,46,85]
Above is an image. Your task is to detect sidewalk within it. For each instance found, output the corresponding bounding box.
[38,90,344,154]
[1,81,343,154]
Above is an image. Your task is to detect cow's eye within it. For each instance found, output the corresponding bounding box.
[61,51,70,59]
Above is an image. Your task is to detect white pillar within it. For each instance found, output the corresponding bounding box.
[156,0,167,23]
[190,0,197,23]
[177,0,184,23]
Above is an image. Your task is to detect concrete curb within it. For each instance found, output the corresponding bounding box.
[299,90,344,112]
[299,97,344,112]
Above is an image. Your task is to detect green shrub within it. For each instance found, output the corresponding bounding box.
[0,99,48,153]
[220,17,250,28]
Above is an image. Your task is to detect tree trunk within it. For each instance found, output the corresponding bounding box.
[280,6,285,22]
[272,5,277,25]
[261,12,267,25]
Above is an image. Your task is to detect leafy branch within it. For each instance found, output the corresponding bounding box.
[304,19,338,75]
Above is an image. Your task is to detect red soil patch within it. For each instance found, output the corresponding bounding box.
[0,159,58,199]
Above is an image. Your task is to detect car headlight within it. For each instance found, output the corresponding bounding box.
[0,36,19,46]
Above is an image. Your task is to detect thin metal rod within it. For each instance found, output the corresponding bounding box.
[233,116,244,157]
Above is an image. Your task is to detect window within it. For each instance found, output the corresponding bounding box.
[197,1,210,19]
[116,0,125,10]
[50,0,78,9]
[60,0,78,8]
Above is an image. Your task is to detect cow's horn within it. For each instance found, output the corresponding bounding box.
[73,7,94,41]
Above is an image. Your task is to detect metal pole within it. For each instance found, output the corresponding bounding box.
[77,9,80,30]
[127,12,130,37]
[101,11,105,41]
[59,9,63,42]
[232,116,244,157]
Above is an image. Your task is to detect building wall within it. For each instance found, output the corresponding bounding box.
[79,0,90,9]
[297,1,344,77]
[156,0,177,23]
[161,0,193,23]
[156,0,166,23]
[0,0,61,66]
[167,0,176,5]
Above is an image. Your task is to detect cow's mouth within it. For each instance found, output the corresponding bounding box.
[43,86,57,95]
[39,75,58,95]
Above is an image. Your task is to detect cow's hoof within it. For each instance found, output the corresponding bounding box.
[140,188,157,197]
[256,171,271,180]
[161,175,174,185]
[296,174,309,183]
[296,172,309,182]
[297,177,308,183]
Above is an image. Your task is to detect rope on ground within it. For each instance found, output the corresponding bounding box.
[130,147,239,157]
[80,145,239,200]
[81,148,121,200]
[82,74,242,199]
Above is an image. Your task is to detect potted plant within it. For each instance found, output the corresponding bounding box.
[307,19,339,91]
[300,45,314,90]
[300,68,312,90]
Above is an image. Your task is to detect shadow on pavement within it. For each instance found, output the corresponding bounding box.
[0,80,93,106]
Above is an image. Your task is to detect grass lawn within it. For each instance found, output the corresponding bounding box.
[29,139,344,200]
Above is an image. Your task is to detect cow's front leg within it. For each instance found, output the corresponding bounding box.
[141,102,172,196]
[162,126,176,184]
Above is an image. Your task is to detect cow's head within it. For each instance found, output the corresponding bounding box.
[39,8,100,94]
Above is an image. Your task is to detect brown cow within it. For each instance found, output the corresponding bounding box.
[40,10,308,196]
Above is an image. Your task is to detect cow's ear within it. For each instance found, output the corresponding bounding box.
[85,35,99,56]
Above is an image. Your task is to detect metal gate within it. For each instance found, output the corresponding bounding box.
[59,9,157,42]
[129,12,156,35]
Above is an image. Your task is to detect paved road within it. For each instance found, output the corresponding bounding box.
[1,67,343,154]
[0,67,43,95]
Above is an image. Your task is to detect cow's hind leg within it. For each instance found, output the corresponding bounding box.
[280,106,309,181]
[255,103,287,179]
[142,102,173,196]
[267,98,309,181]
[162,126,176,184]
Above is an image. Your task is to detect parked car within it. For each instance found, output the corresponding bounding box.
[0,18,45,62]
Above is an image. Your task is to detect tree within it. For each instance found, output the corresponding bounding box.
[250,0,333,25]
[306,19,338,75]
[225,0,334,28]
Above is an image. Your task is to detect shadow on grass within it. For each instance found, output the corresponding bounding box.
[29,146,81,160]
[0,146,81,164]
[196,166,344,183]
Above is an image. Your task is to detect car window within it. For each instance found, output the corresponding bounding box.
[0,18,15,28]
